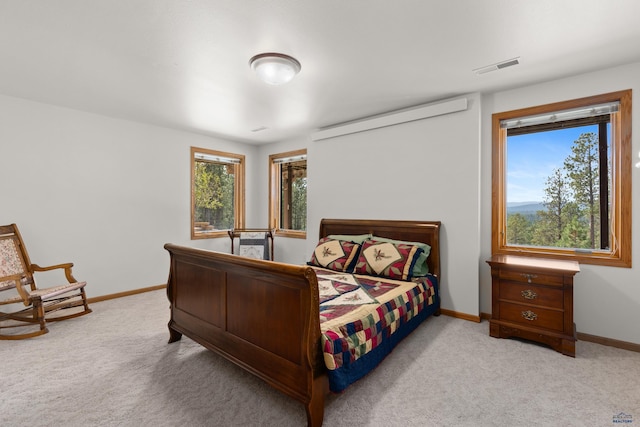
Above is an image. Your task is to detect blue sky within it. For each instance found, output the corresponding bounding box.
[506,125,599,204]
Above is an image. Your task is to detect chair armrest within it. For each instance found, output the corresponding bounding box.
[31,262,77,283]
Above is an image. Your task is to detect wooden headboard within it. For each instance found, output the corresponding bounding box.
[318,218,441,279]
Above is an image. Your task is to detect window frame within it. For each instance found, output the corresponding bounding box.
[191,146,245,240]
[491,90,632,267]
[269,148,307,239]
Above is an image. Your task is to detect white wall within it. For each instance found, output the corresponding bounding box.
[4,60,638,345]
[261,94,483,317]
[0,94,258,298]
[480,62,640,344]
[265,62,640,345]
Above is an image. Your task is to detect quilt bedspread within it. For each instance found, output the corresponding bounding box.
[312,267,438,391]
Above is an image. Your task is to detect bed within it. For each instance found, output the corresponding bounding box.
[164,218,441,426]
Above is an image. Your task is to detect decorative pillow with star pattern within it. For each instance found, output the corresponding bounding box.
[307,237,361,272]
[352,239,424,281]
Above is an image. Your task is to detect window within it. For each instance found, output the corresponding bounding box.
[269,149,307,238]
[492,90,631,267]
[191,147,245,239]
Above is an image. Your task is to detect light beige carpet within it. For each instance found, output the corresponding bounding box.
[2,289,639,426]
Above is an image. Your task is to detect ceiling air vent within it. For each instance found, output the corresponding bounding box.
[473,57,520,75]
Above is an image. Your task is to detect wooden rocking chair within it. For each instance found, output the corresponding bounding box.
[0,224,92,339]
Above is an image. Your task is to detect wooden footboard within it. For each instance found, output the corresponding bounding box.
[164,244,328,427]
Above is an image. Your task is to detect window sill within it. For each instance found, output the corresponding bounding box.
[275,230,307,239]
[494,247,631,268]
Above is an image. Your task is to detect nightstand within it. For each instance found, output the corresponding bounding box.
[487,255,580,357]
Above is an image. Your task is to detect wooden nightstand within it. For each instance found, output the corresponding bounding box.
[487,255,580,357]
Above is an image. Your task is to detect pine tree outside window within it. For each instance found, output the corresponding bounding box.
[492,90,631,267]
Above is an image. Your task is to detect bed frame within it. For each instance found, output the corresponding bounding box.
[164,219,441,426]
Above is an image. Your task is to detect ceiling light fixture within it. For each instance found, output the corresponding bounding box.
[249,52,301,85]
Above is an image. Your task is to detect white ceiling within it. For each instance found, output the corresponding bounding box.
[2,0,640,144]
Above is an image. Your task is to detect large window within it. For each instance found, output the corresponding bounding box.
[492,90,631,267]
[191,147,245,239]
[269,149,307,238]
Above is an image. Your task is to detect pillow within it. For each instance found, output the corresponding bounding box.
[308,237,361,272]
[326,234,372,244]
[353,240,424,281]
[370,236,431,276]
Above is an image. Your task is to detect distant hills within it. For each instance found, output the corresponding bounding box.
[507,201,546,215]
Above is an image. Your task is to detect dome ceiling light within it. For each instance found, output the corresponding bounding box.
[249,52,301,85]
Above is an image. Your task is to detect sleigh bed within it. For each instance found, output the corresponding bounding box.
[164,218,441,426]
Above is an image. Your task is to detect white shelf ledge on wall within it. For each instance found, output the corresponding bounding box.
[311,96,468,142]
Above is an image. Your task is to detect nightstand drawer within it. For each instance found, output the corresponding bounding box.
[499,282,563,309]
[488,255,579,356]
[499,302,564,332]
[499,269,564,286]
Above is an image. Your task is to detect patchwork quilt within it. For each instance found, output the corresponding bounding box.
[312,267,439,392]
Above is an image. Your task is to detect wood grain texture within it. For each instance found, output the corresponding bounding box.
[488,255,579,357]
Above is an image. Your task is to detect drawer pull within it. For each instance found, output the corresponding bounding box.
[521,310,538,321]
[520,273,538,283]
[521,289,537,300]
